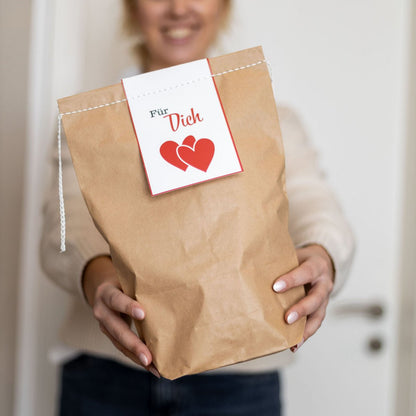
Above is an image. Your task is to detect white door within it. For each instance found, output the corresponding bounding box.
[16,1,412,415]
[264,0,411,413]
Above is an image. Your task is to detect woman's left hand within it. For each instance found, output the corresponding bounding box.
[272,244,335,352]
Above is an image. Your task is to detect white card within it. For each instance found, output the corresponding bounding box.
[122,59,243,196]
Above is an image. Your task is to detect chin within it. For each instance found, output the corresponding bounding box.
[162,39,209,63]
[164,52,202,67]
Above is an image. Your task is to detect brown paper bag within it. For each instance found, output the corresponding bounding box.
[58,46,305,380]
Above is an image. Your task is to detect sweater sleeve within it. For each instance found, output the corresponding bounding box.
[279,106,356,296]
[39,130,110,305]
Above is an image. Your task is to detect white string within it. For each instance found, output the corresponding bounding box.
[57,113,66,252]
[58,60,269,117]
[56,59,270,253]
[60,98,127,117]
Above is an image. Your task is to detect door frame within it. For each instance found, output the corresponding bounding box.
[14,0,56,414]
[395,0,416,414]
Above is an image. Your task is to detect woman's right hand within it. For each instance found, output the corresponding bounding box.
[82,255,160,378]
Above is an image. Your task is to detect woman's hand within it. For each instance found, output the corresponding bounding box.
[272,244,335,352]
[82,256,161,378]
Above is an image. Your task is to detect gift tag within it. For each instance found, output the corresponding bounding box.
[122,59,243,196]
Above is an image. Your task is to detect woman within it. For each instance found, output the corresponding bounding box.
[41,1,355,415]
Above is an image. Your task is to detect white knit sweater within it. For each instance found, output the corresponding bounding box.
[40,105,355,373]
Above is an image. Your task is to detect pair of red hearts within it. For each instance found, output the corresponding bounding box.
[160,135,215,172]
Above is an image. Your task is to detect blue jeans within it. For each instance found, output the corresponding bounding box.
[59,354,281,416]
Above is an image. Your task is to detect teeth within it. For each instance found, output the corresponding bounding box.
[166,28,192,39]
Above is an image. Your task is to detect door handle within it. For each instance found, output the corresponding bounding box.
[332,302,385,319]
[368,336,384,352]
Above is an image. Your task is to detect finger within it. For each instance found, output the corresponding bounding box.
[303,306,326,342]
[94,303,152,366]
[272,260,320,293]
[100,324,161,378]
[296,245,321,264]
[284,284,329,324]
[147,364,162,379]
[290,337,305,353]
[99,323,144,366]
[290,302,327,353]
[100,285,146,321]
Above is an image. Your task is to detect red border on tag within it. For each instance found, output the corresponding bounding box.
[122,60,243,196]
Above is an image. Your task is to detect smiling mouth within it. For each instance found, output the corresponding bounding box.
[163,26,197,42]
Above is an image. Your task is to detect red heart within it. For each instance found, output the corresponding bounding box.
[160,140,188,171]
[177,138,215,172]
[182,135,196,147]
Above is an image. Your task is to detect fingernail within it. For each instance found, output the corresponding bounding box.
[148,364,161,379]
[273,280,286,293]
[139,353,149,366]
[292,338,305,353]
[133,308,145,320]
[286,311,299,324]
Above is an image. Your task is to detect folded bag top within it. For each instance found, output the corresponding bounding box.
[57,46,305,380]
